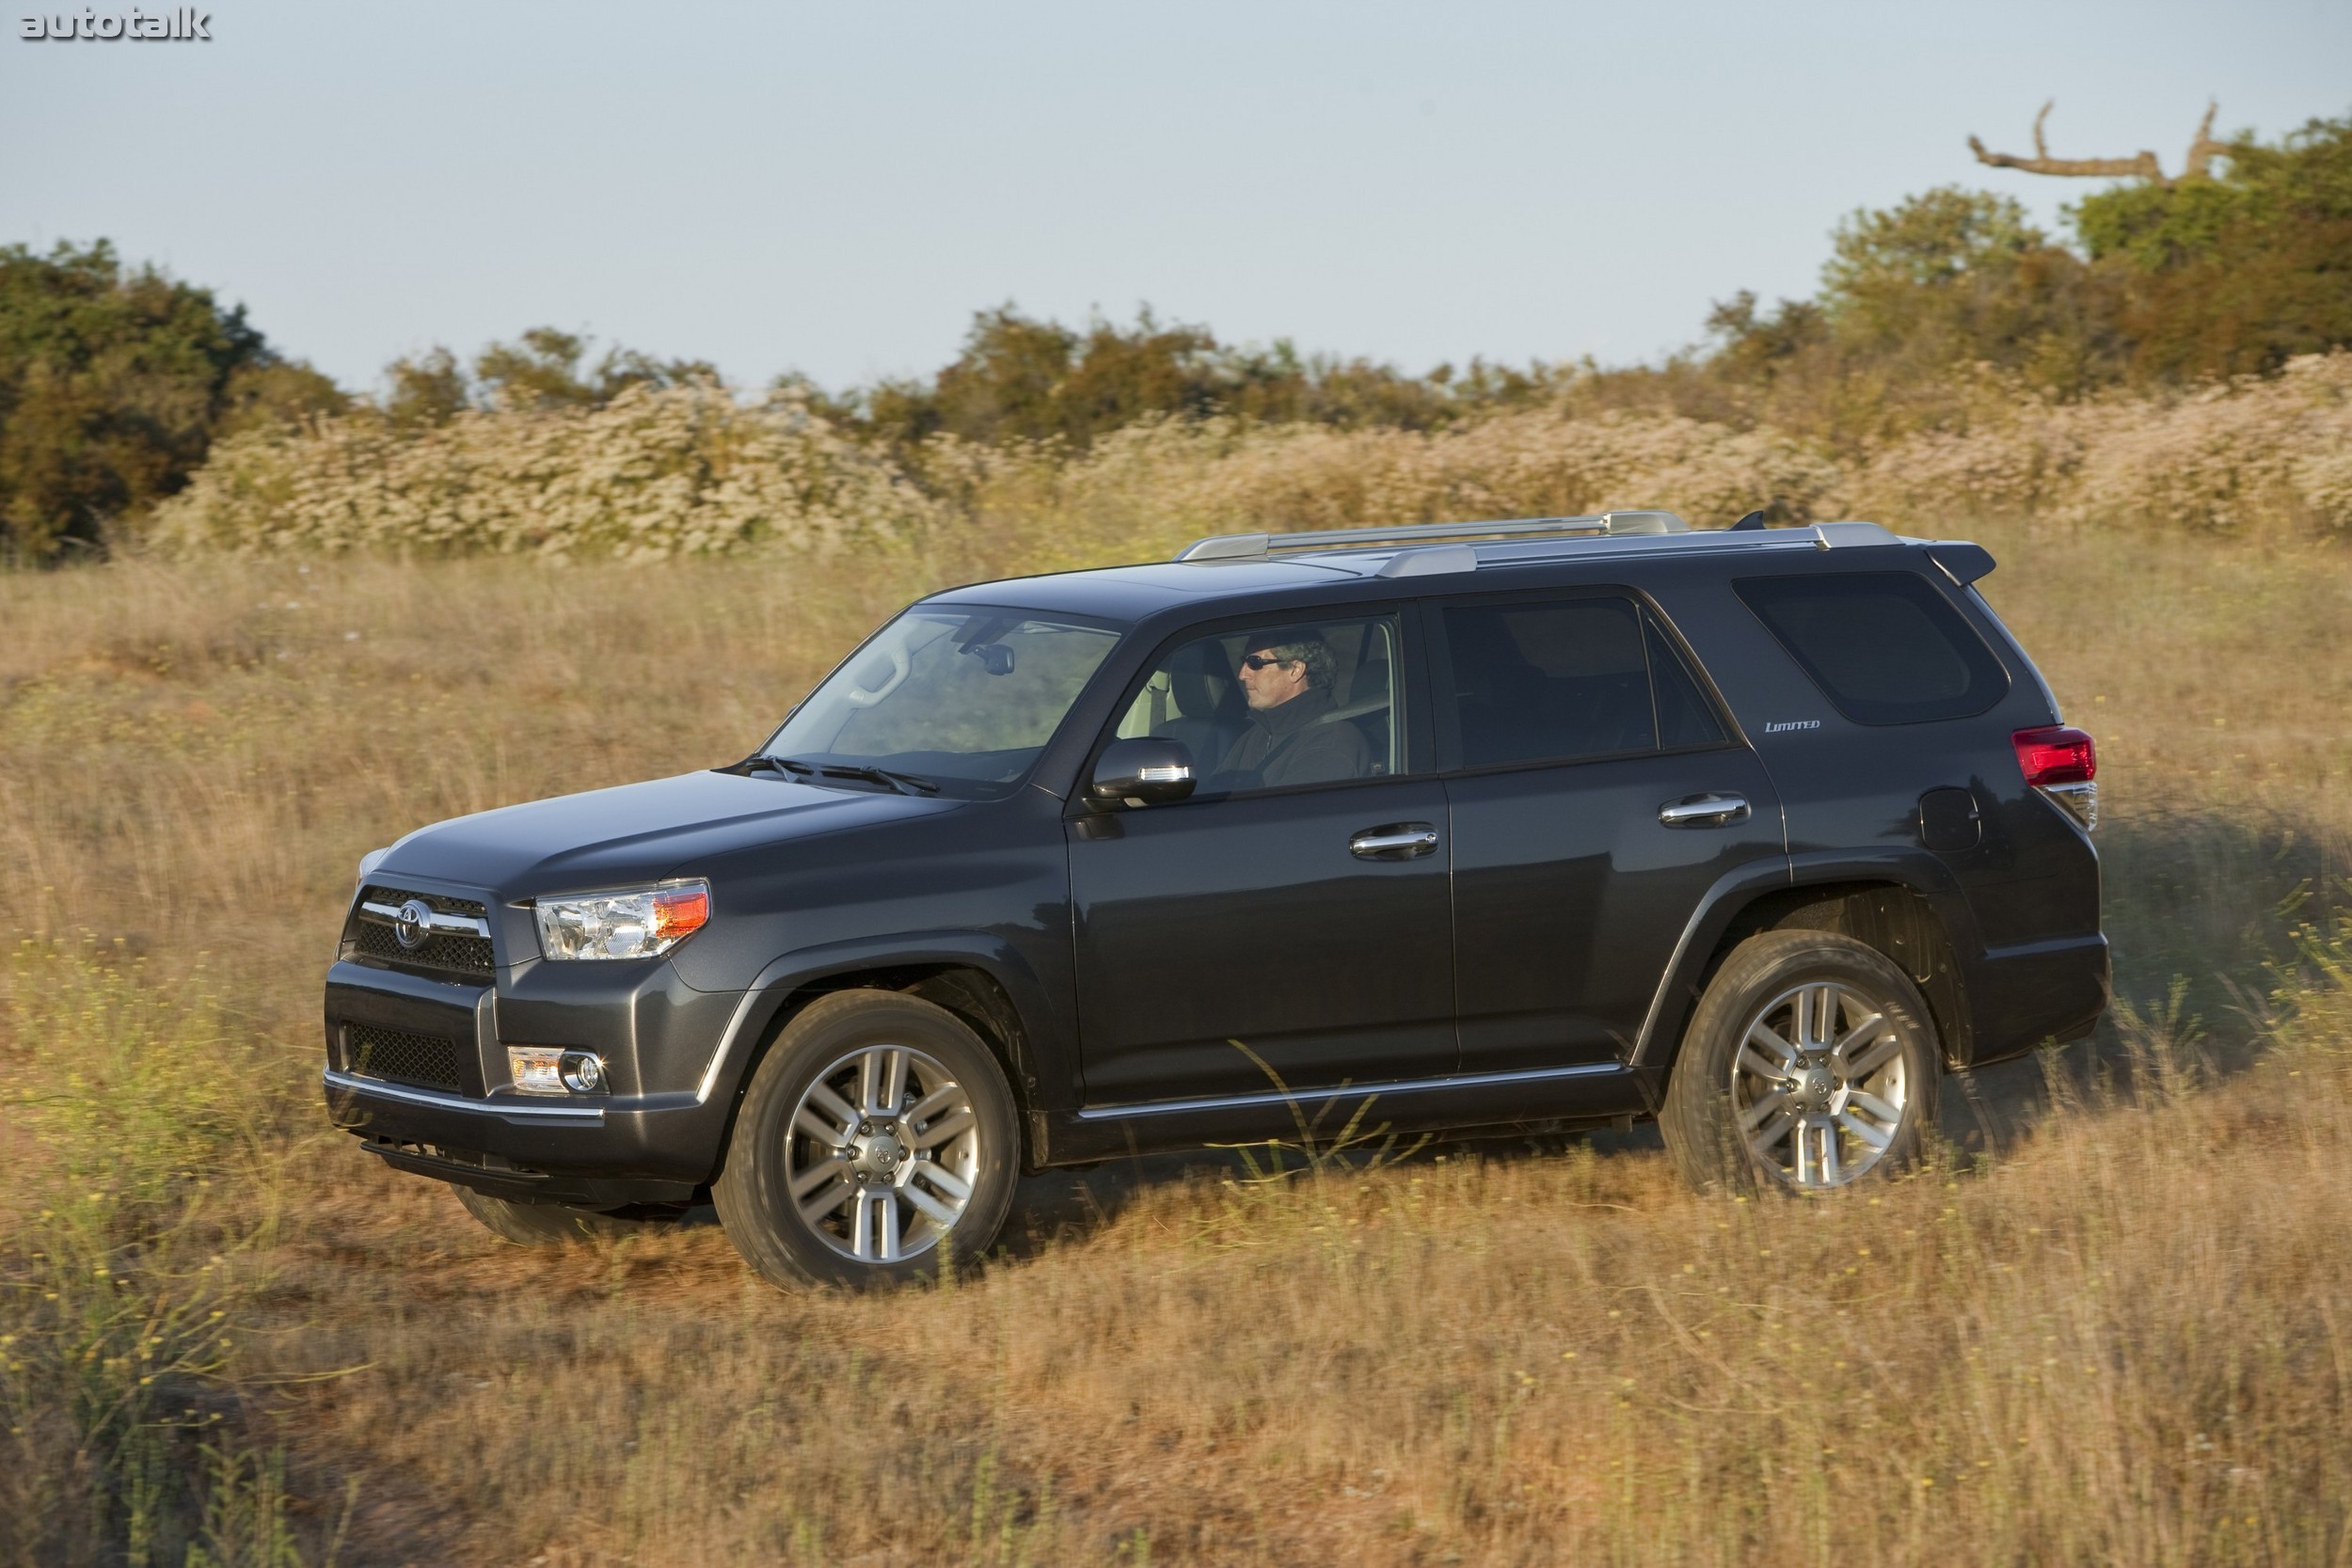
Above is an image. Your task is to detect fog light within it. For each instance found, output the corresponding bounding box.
[507,1048,610,1095]
[507,1047,564,1095]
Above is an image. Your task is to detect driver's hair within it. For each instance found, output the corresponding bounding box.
[1247,629,1335,691]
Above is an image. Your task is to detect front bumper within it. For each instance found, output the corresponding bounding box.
[322,955,746,1198]
[324,1070,723,1204]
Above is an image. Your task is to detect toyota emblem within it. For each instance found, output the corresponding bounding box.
[393,898,434,950]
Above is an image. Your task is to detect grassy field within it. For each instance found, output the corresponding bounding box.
[3,518,2350,1565]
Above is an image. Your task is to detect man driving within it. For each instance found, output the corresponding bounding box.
[1213,627,1371,788]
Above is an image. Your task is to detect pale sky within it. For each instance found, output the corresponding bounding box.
[5,0,2346,396]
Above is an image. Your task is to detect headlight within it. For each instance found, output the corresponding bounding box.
[533,879,711,961]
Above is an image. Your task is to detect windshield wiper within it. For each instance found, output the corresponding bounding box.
[824,764,941,796]
[755,755,939,796]
[744,754,815,778]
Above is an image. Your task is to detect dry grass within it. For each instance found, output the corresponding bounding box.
[3,516,2350,1565]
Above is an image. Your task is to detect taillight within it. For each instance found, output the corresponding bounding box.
[2011,726,2095,786]
[2012,725,2097,831]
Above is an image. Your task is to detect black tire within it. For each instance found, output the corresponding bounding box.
[713,990,1020,1290]
[450,1184,674,1246]
[1661,929,1941,1194]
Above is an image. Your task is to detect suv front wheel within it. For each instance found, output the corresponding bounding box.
[714,990,1020,1289]
[1661,930,1940,1193]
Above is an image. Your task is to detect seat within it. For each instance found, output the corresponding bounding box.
[1320,656,1394,774]
[1152,641,1248,772]
[1543,672,1654,757]
[1447,619,1550,768]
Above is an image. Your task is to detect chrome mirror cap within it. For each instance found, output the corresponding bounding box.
[1089,737,1197,808]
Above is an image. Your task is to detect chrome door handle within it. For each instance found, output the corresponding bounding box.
[1350,823,1439,860]
[1658,793,1751,828]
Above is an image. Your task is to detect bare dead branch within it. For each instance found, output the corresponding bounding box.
[2181,100,2226,182]
[1968,100,2171,185]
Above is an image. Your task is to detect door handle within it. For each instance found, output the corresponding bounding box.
[1350,823,1439,860]
[1658,793,1751,829]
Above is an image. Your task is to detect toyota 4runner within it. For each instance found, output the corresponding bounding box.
[325,511,2107,1288]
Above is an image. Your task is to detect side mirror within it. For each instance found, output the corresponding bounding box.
[1088,736,1196,808]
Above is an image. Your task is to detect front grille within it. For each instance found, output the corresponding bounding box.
[345,1022,465,1094]
[351,919,496,975]
[347,885,496,979]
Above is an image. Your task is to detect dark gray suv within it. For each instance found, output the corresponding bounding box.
[325,512,2107,1287]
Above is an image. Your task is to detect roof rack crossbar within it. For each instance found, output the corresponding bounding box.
[1176,511,1687,562]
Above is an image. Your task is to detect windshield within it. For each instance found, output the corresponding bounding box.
[764,608,1122,799]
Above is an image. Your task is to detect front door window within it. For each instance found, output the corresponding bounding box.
[1109,615,1400,792]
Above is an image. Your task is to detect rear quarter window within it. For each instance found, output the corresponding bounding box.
[1735,572,2009,725]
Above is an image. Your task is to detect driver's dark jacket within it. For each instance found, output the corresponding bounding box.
[1213,687,1370,788]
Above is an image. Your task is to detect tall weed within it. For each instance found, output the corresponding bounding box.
[0,942,310,1565]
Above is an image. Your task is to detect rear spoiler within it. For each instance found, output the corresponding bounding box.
[1924,544,1995,586]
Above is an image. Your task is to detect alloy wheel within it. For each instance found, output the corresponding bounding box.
[783,1043,981,1262]
[1729,981,1911,1189]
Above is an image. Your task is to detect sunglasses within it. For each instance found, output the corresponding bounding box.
[1240,653,1297,672]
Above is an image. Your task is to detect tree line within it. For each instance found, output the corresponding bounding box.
[3,108,2346,562]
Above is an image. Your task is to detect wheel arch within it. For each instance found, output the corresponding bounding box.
[699,938,1054,1183]
[1634,859,1980,1077]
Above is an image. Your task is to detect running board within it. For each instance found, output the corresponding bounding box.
[1041,1061,1653,1166]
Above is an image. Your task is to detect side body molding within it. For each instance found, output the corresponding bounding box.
[1629,847,1986,1073]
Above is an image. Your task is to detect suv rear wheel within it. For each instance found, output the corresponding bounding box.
[1661,930,1940,1193]
[714,990,1019,1290]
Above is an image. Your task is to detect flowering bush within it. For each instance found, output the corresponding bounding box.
[1072,407,1845,532]
[148,383,946,560]
[1850,352,2352,536]
[145,354,2352,561]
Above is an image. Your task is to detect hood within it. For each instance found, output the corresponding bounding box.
[375,770,960,897]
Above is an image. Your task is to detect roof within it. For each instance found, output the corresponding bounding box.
[925,514,1951,622]
[925,556,1369,620]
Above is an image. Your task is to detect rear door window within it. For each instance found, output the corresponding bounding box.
[1436,594,1726,769]
[1735,572,2009,725]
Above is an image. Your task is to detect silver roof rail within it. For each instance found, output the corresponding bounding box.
[1176,510,1689,562]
